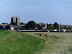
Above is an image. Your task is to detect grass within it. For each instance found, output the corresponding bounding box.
[0,30,45,54]
[26,32,72,54]
[1,31,72,54]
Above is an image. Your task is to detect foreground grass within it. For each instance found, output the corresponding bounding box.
[0,31,45,54]
[1,31,72,54]
[27,32,72,54]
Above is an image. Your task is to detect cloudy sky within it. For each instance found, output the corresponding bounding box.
[0,0,72,25]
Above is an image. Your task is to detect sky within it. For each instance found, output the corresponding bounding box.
[0,0,72,25]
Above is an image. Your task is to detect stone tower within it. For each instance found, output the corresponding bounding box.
[11,17,20,25]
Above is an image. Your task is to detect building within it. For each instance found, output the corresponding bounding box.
[37,23,47,30]
[0,23,10,30]
[11,17,20,25]
[60,25,70,28]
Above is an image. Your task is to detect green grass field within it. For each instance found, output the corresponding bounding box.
[0,31,72,54]
[27,32,72,54]
[0,30,45,54]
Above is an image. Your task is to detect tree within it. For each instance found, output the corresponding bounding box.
[20,22,26,25]
[54,22,59,29]
[26,21,36,30]
[64,26,71,30]
[68,26,71,30]
[47,23,49,29]
[48,26,54,29]
[20,22,24,24]
[63,26,67,29]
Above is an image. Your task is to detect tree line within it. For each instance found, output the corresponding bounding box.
[19,21,72,31]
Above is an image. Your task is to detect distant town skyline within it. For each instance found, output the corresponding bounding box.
[0,0,72,25]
